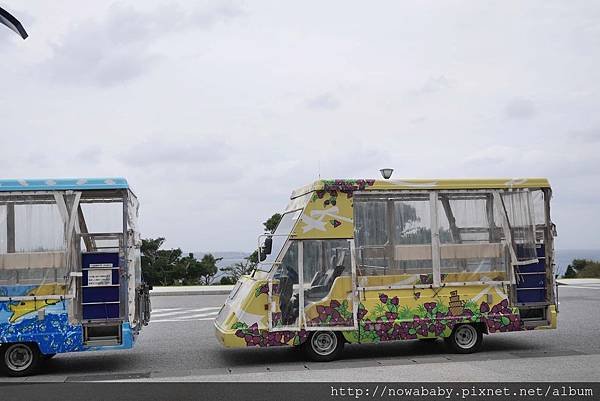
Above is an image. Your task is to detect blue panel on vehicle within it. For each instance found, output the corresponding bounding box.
[81,252,121,320]
[516,288,546,303]
[82,304,120,320]
[516,244,547,273]
[536,244,546,258]
[0,177,129,192]
[516,273,547,289]
[518,261,546,273]
[82,287,120,303]
[82,253,120,269]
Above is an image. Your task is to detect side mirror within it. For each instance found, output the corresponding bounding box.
[259,237,273,262]
[264,237,273,255]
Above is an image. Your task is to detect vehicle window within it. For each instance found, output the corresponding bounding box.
[354,201,387,269]
[498,190,539,263]
[0,196,67,287]
[354,194,433,276]
[257,210,301,271]
[437,193,508,282]
[270,241,300,329]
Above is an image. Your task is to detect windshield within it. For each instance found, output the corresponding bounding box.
[256,209,302,271]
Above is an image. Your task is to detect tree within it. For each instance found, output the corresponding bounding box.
[563,259,600,279]
[198,253,222,285]
[220,276,236,285]
[263,213,282,233]
[179,253,204,285]
[141,238,184,286]
[563,264,577,279]
[222,260,254,283]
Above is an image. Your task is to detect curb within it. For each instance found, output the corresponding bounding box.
[556,279,600,286]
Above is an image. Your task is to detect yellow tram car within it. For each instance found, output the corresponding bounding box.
[215,178,557,361]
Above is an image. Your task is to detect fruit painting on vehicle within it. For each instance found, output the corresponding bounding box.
[306,299,353,328]
[343,289,523,344]
[232,321,308,347]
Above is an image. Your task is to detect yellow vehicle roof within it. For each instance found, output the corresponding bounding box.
[291,178,551,198]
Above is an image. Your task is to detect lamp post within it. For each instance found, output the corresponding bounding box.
[379,168,394,180]
[0,6,28,39]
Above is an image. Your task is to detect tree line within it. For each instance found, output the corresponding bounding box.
[141,213,281,287]
[563,259,600,279]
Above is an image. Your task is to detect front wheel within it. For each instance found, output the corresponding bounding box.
[0,343,41,377]
[445,324,483,354]
[303,331,344,362]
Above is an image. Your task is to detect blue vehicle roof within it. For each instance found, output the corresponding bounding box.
[0,178,130,192]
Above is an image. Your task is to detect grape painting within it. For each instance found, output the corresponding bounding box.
[356,292,523,343]
[307,299,353,327]
[231,321,308,347]
[254,283,279,298]
[245,284,523,347]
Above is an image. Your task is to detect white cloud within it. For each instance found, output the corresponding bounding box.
[504,98,537,120]
[40,1,245,86]
[305,93,341,111]
[1,0,600,250]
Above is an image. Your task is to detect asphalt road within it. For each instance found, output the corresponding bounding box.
[3,285,600,382]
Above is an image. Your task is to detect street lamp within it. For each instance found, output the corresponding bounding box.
[0,6,28,39]
[379,168,394,180]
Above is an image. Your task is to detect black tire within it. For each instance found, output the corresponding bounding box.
[0,343,41,377]
[303,331,344,362]
[444,324,483,354]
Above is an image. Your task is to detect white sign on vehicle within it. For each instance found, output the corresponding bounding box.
[89,263,114,268]
[87,269,113,287]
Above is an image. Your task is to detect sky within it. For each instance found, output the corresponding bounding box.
[1,1,599,252]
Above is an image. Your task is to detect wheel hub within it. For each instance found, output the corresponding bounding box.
[455,325,477,349]
[311,332,337,356]
[5,344,33,371]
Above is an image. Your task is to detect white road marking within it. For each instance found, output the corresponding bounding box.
[149,307,221,323]
[152,306,221,316]
[150,317,216,323]
[151,307,220,318]
[175,311,219,319]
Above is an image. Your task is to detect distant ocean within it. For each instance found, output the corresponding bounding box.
[191,249,600,281]
[555,249,600,276]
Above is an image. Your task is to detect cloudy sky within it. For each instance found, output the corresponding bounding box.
[1,1,599,252]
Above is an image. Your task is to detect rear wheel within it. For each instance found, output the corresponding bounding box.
[445,324,483,354]
[303,331,344,362]
[0,343,41,377]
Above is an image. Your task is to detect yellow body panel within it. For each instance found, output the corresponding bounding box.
[294,190,354,239]
[215,273,556,348]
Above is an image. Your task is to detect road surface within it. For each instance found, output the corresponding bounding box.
[2,284,600,382]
